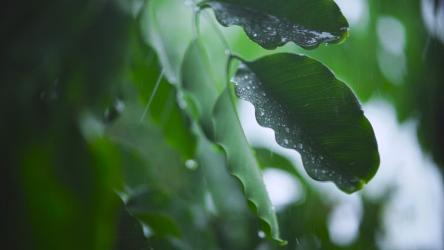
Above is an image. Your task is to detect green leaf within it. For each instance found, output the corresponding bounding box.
[128,18,196,160]
[143,0,195,83]
[254,147,307,186]
[212,88,285,244]
[231,53,379,193]
[181,39,285,244]
[125,190,182,238]
[181,40,224,136]
[200,0,348,49]
[196,134,252,249]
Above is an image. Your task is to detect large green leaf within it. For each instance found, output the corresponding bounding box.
[181,39,284,244]
[231,53,379,193]
[200,0,348,49]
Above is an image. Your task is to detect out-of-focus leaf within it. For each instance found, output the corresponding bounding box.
[252,147,337,249]
[181,40,224,136]
[231,53,379,193]
[106,95,220,249]
[127,10,196,160]
[200,0,348,49]
[413,38,444,171]
[181,39,284,244]
[254,147,305,181]
[197,134,248,214]
[106,101,201,200]
[125,190,182,238]
[1,1,133,249]
[196,131,253,249]
[114,200,150,250]
[143,0,194,83]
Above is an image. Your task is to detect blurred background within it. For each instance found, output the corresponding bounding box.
[1,0,444,249]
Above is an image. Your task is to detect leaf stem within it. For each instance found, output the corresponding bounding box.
[139,69,165,124]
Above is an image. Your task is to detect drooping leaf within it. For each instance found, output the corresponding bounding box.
[200,0,348,49]
[128,15,196,160]
[212,88,285,244]
[181,40,224,136]
[252,148,339,249]
[231,53,379,193]
[196,134,253,249]
[181,39,285,244]
[143,0,195,83]
[106,98,221,249]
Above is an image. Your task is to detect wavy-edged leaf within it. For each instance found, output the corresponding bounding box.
[181,39,285,244]
[212,88,284,244]
[231,53,379,193]
[195,134,252,249]
[200,0,348,49]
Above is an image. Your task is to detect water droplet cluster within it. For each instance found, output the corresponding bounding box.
[232,63,363,192]
[185,159,199,170]
[209,2,340,49]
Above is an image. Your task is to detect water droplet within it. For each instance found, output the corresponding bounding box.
[257,230,266,239]
[104,98,125,122]
[284,139,289,145]
[185,159,198,170]
[285,127,290,133]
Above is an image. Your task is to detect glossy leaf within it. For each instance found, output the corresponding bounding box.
[200,0,348,49]
[181,39,284,244]
[231,53,379,193]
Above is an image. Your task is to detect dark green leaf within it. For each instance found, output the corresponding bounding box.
[201,0,348,49]
[231,53,379,193]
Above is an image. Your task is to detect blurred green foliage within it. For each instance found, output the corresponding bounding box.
[1,0,443,249]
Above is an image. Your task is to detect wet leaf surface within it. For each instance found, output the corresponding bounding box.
[202,0,348,49]
[232,53,379,193]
